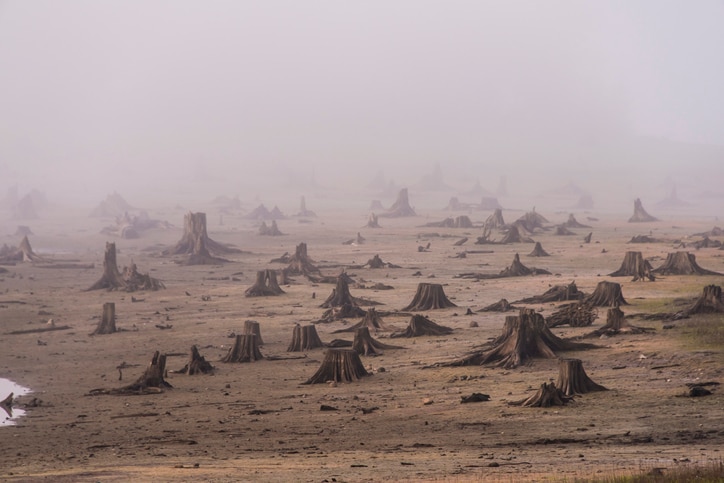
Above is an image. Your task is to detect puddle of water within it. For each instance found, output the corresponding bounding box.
[0,378,31,426]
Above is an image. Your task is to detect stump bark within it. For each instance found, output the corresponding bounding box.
[390,314,453,338]
[222,335,263,363]
[176,345,214,375]
[585,306,654,337]
[556,358,607,396]
[546,302,597,328]
[352,327,403,355]
[245,269,285,297]
[609,251,655,281]
[379,188,416,218]
[500,225,534,244]
[628,198,658,222]
[243,320,264,346]
[87,242,128,291]
[528,241,550,257]
[303,349,370,384]
[674,285,724,319]
[499,253,551,277]
[163,212,239,264]
[652,252,721,276]
[402,283,457,310]
[510,382,572,407]
[91,302,117,335]
[585,281,628,307]
[287,324,325,351]
[286,242,322,278]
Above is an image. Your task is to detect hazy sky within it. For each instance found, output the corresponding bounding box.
[1,1,723,200]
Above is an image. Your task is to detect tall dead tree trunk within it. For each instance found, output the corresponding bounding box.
[585,281,628,307]
[402,283,457,310]
[510,382,572,408]
[87,242,127,291]
[91,302,117,335]
[303,349,370,384]
[628,198,658,222]
[245,269,285,296]
[652,252,721,275]
[352,327,403,355]
[609,251,655,281]
[556,358,607,395]
[222,335,263,363]
[390,314,453,338]
[379,188,416,218]
[175,345,214,375]
[287,324,325,351]
[674,285,724,319]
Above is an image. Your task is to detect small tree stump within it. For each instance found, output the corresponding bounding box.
[609,251,655,281]
[303,349,370,384]
[366,213,381,228]
[378,188,416,218]
[584,307,654,337]
[390,314,453,338]
[332,307,396,334]
[674,285,724,319]
[478,298,517,312]
[628,198,658,222]
[556,358,607,396]
[585,281,628,307]
[500,225,533,244]
[403,283,456,311]
[176,345,214,375]
[245,269,285,297]
[91,302,117,335]
[222,335,263,363]
[528,241,550,257]
[516,281,584,304]
[90,351,173,395]
[287,324,325,352]
[243,320,264,346]
[510,382,572,407]
[352,327,403,356]
[286,242,322,279]
[87,242,127,291]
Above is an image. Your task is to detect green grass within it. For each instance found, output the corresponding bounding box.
[570,459,724,482]
[676,314,724,349]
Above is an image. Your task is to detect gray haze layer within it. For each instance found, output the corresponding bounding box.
[1,1,723,212]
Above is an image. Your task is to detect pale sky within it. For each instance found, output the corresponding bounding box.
[1,1,723,202]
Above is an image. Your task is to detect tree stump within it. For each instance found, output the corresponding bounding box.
[528,241,550,257]
[583,232,593,244]
[87,242,128,291]
[258,220,284,236]
[628,198,658,222]
[222,335,263,363]
[16,236,43,262]
[286,242,322,278]
[585,281,628,307]
[556,358,607,396]
[332,307,396,334]
[378,188,416,218]
[546,302,597,328]
[609,251,655,281]
[163,212,239,264]
[564,214,591,229]
[321,275,366,309]
[243,320,264,345]
[500,225,534,244]
[584,306,654,337]
[478,298,516,312]
[510,382,572,407]
[91,302,117,335]
[296,196,316,217]
[555,225,576,236]
[303,349,370,384]
[390,314,453,338]
[402,283,456,310]
[485,208,505,230]
[122,262,165,291]
[352,327,403,356]
[366,213,381,228]
[287,324,325,351]
[499,253,550,277]
[652,252,721,276]
[515,210,549,232]
[674,285,724,319]
[365,254,386,268]
[90,351,173,395]
[516,281,584,304]
[245,269,285,297]
[176,345,214,375]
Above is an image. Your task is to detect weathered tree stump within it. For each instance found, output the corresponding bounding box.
[1,393,14,417]
[352,327,403,356]
[674,285,724,319]
[390,314,453,338]
[91,302,117,335]
[583,232,593,244]
[528,241,550,257]
[546,302,598,328]
[652,252,721,276]
[303,349,370,384]
[515,210,549,232]
[564,214,591,229]
[555,225,576,236]
[286,242,322,278]
[222,335,263,363]
[163,212,239,264]
[609,251,655,281]
[584,306,654,337]
[500,225,534,244]
[258,220,284,236]
[245,269,285,297]
[556,358,607,396]
[342,232,365,245]
[379,188,416,218]
[296,196,316,217]
[332,307,396,334]
[122,262,165,291]
[478,298,516,312]
[87,242,127,291]
[516,281,584,304]
[243,320,264,345]
[287,324,325,351]
[499,253,551,277]
[585,281,628,307]
[628,198,658,222]
[402,283,457,310]
[510,382,572,407]
[176,345,214,375]
[366,213,381,228]
[485,208,505,230]
[16,236,43,262]
[90,351,172,395]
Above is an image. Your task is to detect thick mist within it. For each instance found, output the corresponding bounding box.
[1,1,723,214]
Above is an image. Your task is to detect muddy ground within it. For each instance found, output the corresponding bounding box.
[1,198,722,482]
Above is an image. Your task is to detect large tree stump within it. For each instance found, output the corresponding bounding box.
[556,358,607,396]
[516,281,584,304]
[243,320,264,346]
[87,242,128,291]
[564,214,591,229]
[390,314,453,338]
[366,213,381,228]
[484,208,505,230]
[674,285,724,319]
[585,281,628,307]
[332,307,396,334]
[287,324,325,351]
[402,283,456,310]
[176,345,214,375]
[222,335,263,363]
[446,309,596,368]
[378,188,416,218]
[546,302,598,328]
[510,382,572,407]
[286,242,322,278]
[303,349,370,384]
[609,251,655,281]
[528,241,550,257]
[499,253,551,277]
[16,236,43,262]
[500,225,534,244]
[258,220,284,236]
[90,351,172,395]
[91,302,117,335]
[352,327,403,356]
[628,198,658,222]
[652,252,721,276]
[245,269,285,297]
[122,263,165,291]
[515,210,549,232]
[163,212,239,264]
[584,306,654,337]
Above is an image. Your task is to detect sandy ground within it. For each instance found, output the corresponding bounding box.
[1,199,723,482]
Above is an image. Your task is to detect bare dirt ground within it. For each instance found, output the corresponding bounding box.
[1,199,722,482]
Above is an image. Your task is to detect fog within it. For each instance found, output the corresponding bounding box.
[1,1,723,214]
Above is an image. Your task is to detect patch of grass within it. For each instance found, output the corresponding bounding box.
[676,314,724,349]
[570,459,724,482]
